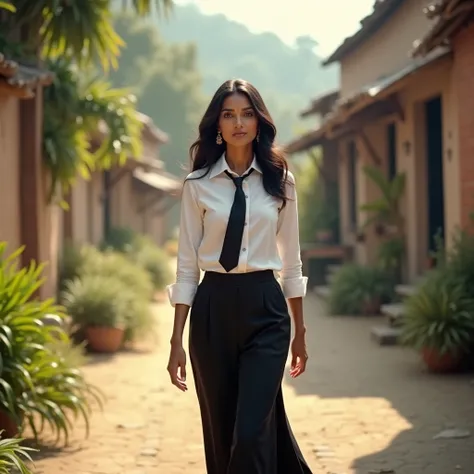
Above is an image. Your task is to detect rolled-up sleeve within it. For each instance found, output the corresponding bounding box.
[276,172,308,299]
[167,179,203,307]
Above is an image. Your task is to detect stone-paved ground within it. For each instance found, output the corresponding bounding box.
[29,295,474,474]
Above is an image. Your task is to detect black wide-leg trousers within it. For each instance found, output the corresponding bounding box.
[189,270,313,474]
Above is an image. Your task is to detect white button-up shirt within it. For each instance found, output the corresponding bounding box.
[167,155,308,307]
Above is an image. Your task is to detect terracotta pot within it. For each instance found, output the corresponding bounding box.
[85,326,124,353]
[0,410,20,438]
[361,298,381,315]
[422,347,462,373]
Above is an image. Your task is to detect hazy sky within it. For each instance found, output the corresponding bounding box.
[175,0,375,57]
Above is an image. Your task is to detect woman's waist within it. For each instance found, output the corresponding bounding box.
[202,269,277,285]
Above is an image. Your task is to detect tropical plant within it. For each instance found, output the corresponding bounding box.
[0,242,104,444]
[443,227,474,289]
[0,433,35,474]
[3,1,173,68]
[1,2,173,204]
[359,165,406,230]
[400,270,474,356]
[43,59,142,202]
[377,236,405,274]
[328,263,395,315]
[0,2,15,12]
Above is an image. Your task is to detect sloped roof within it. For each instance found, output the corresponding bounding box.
[323,0,406,66]
[412,0,474,56]
[286,47,450,154]
[133,168,181,195]
[299,89,340,118]
[0,53,54,98]
[136,112,169,144]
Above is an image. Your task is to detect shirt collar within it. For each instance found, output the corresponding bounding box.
[209,153,262,179]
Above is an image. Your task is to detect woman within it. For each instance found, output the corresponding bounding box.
[166,78,313,474]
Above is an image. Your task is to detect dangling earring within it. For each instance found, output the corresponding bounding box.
[216,130,223,145]
[256,131,260,143]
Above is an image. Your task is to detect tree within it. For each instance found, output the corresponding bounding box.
[1,1,175,203]
[4,1,173,69]
[109,14,205,177]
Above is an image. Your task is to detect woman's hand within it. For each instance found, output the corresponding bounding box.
[289,332,308,378]
[167,342,188,392]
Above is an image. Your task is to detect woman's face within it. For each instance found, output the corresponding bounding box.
[218,93,258,148]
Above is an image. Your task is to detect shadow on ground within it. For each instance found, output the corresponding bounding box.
[285,294,474,473]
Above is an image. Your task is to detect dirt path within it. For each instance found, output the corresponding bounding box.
[30,295,474,474]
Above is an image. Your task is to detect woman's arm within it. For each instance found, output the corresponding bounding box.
[276,171,309,376]
[167,178,203,391]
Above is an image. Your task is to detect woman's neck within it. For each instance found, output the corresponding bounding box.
[225,145,253,176]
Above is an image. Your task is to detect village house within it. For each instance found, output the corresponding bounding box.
[287,0,461,285]
[63,113,181,250]
[413,0,474,230]
[0,49,58,299]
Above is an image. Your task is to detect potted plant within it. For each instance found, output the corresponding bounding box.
[63,275,130,353]
[359,165,406,240]
[328,263,395,316]
[71,249,157,346]
[400,271,474,373]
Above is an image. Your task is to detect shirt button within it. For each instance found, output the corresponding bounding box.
[245,194,248,198]
[242,248,247,252]
[244,222,247,226]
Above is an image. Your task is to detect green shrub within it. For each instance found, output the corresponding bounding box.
[81,250,154,300]
[0,433,36,474]
[100,226,136,253]
[0,243,103,445]
[400,270,474,355]
[62,275,130,329]
[58,240,84,291]
[443,228,474,289]
[328,264,395,315]
[129,242,172,291]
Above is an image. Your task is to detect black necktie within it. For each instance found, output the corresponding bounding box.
[219,168,254,272]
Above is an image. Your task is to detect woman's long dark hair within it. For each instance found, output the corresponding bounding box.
[187,79,290,208]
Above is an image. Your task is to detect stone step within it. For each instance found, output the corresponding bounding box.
[395,284,416,298]
[381,303,405,326]
[370,325,402,346]
[314,285,331,299]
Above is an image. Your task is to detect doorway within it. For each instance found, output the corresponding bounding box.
[387,122,397,181]
[424,96,445,253]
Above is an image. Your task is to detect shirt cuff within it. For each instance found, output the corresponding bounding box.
[167,282,198,307]
[281,276,308,299]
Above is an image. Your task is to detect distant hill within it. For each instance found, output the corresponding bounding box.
[153,3,338,143]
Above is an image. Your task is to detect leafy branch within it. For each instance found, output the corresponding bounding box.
[43,59,143,204]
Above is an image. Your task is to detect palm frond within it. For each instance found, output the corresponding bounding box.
[0,2,15,12]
